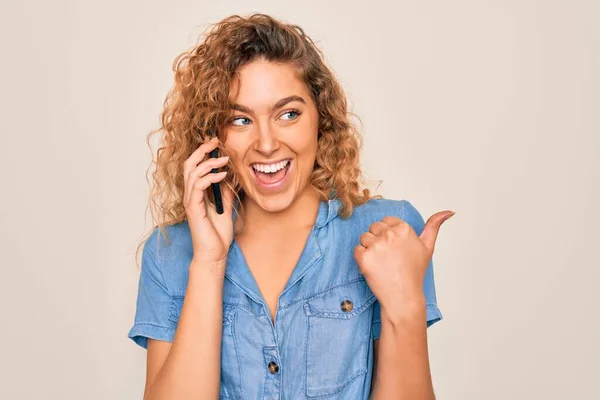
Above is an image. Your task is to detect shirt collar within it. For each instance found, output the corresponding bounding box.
[315,197,341,228]
[224,197,341,304]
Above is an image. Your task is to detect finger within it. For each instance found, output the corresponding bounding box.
[187,156,230,189]
[353,244,366,264]
[205,178,236,219]
[186,170,227,215]
[381,215,403,227]
[186,171,228,216]
[183,137,220,181]
[185,138,220,183]
[184,156,229,205]
[420,210,455,253]
[369,221,389,236]
[359,232,377,248]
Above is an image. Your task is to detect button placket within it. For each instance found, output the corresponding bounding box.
[268,361,279,374]
[262,346,281,399]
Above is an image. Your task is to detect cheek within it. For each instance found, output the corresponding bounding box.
[299,136,318,162]
[223,137,244,164]
[291,122,319,157]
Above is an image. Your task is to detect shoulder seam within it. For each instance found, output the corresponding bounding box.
[399,198,406,220]
[145,229,172,296]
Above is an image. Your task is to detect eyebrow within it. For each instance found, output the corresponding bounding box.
[231,95,306,114]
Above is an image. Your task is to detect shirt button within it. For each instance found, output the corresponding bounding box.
[268,361,279,374]
[341,299,353,312]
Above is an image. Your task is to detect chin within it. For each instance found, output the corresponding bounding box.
[250,190,297,213]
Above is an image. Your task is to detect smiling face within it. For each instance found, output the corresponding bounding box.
[223,59,319,213]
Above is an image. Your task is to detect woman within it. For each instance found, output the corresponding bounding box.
[128,13,453,400]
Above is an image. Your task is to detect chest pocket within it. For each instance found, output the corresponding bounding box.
[303,279,377,398]
[169,298,242,400]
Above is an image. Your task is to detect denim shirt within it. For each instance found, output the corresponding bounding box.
[128,198,443,399]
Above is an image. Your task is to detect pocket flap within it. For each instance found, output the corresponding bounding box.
[304,279,376,319]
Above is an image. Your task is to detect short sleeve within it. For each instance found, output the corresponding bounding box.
[371,200,443,340]
[127,230,177,349]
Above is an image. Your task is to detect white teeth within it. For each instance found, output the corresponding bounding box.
[252,159,290,173]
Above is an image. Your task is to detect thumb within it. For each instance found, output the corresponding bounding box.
[420,210,455,253]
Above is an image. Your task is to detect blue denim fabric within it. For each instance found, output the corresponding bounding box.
[128,198,443,399]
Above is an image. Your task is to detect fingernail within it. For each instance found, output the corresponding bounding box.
[447,211,456,218]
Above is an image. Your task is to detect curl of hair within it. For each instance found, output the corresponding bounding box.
[135,13,381,266]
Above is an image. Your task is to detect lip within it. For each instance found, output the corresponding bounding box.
[249,159,293,191]
[249,158,291,168]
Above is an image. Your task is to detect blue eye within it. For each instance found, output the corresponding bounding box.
[280,110,300,120]
[231,117,251,126]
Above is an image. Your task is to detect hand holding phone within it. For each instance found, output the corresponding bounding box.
[182,137,231,263]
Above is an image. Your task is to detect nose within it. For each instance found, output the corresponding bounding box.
[252,122,280,156]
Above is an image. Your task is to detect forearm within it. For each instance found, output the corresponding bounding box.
[370,295,435,400]
[146,260,225,400]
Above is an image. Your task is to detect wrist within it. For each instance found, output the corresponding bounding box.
[190,257,227,274]
[380,293,426,327]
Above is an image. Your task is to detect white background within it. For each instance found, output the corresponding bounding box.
[0,0,598,398]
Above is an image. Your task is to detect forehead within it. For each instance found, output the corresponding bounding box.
[229,60,311,106]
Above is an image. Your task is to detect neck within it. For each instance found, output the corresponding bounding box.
[236,186,322,236]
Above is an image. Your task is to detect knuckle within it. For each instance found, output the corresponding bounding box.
[369,221,384,233]
[193,178,204,189]
[362,248,375,263]
[371,240,384,251]
[382,216,401,225]
[393,222,409,235]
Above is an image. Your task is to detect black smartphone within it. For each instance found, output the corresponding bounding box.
[209,148,224,214]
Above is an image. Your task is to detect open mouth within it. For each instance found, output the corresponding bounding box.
[250,159,292,187]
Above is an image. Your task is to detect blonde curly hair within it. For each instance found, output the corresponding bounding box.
[136,13,381,265]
